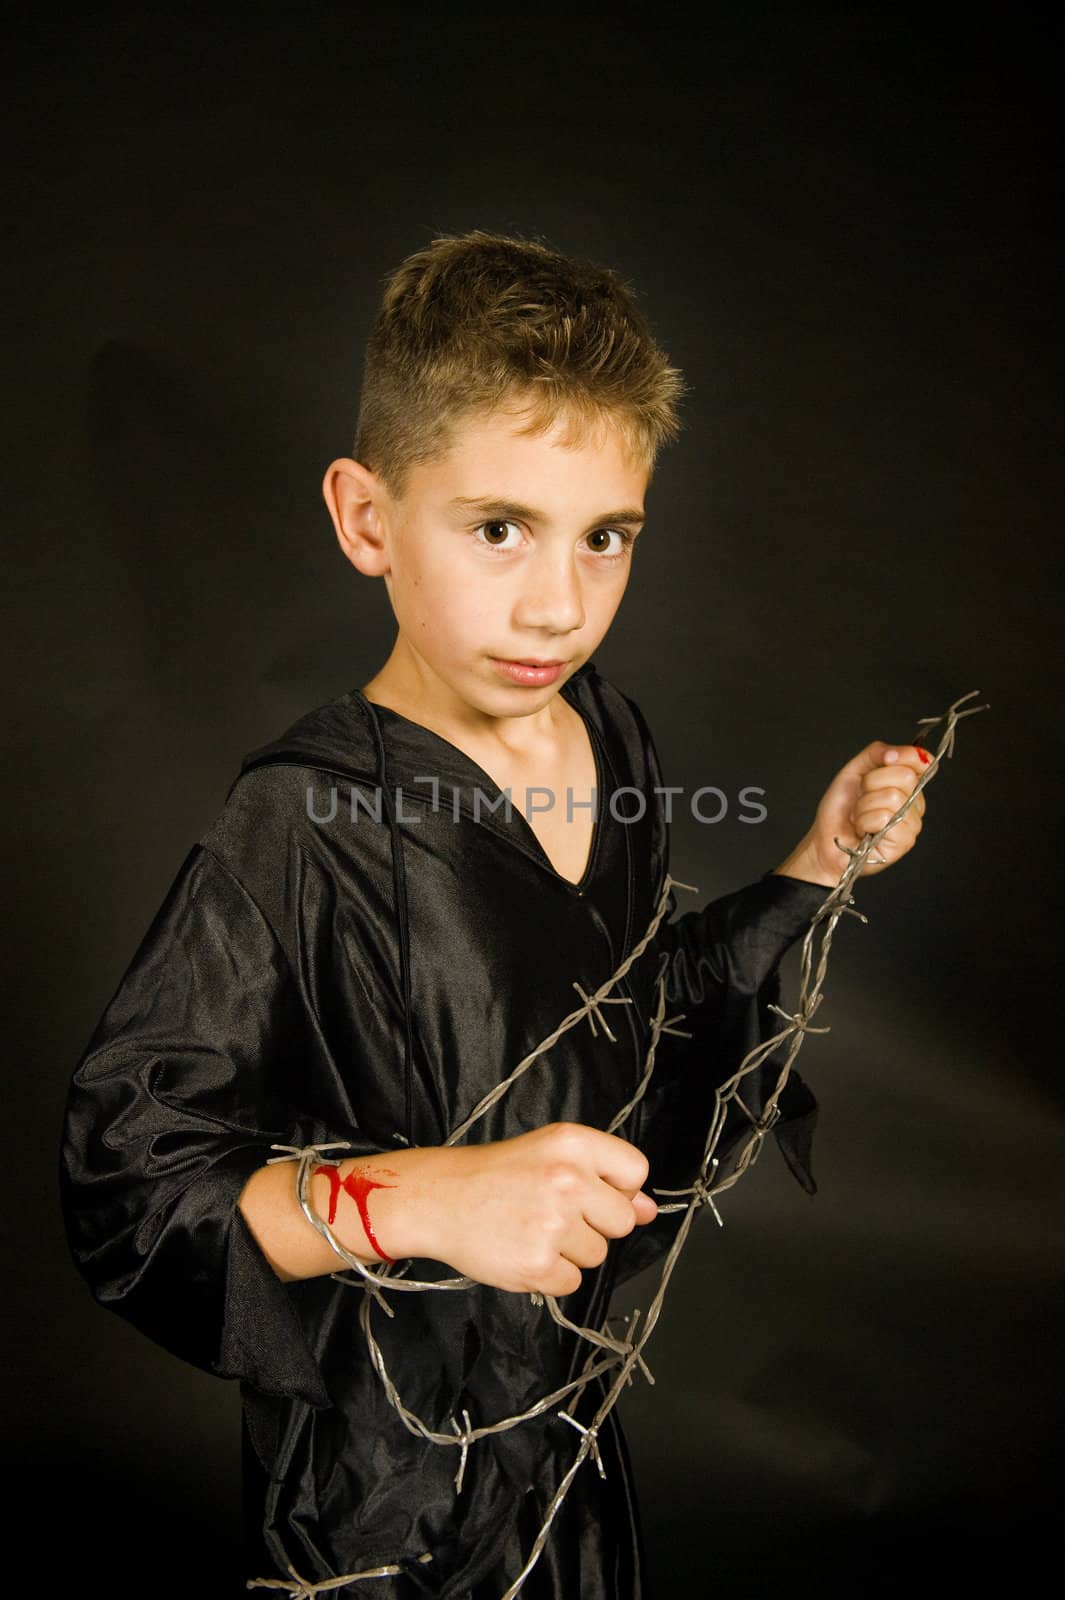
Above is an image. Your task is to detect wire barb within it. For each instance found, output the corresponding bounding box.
[451,1408,474,1495]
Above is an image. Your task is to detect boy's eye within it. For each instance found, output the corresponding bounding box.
[584,528,633,558]
[477,520,522,550]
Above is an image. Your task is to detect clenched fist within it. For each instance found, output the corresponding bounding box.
[377,1121,658,1296]
[774,741,930,887]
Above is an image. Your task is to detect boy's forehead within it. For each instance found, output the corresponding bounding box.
[415,403,649,513]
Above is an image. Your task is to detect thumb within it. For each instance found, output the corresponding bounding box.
[632,1190,659,1225]
[845,739,902,777]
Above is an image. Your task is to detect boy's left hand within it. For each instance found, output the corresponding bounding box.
[774,742,930,888]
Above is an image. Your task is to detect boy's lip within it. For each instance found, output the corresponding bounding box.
[494,656,567,666]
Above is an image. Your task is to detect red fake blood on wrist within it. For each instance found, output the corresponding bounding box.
[312,1164,398,1263]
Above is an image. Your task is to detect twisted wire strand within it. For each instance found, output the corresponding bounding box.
[252,690,986,1598]
[247,1554,433,1595]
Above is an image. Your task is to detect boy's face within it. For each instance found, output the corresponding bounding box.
[346,400,648,721]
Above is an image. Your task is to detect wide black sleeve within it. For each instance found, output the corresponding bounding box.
[58,842,368,1408]
[612,869,829,1287]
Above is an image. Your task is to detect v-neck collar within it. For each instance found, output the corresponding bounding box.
[356,664,607,896]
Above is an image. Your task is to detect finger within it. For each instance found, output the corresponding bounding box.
[860,766,918,799]
[856,814,922,860]
[854,786,925,827]
[854,800,913,834]
[856,784,919,826]
[631,1190,659,1226]
[578,1127,651,1196]
[581,1181,644,1242]
[834,740,905,783]
[884,744,934,775]
[858,794,923,825]
[559,1218,611,1270]
[852,797,912,833]
[539,1257,583,1297]
[840,742,930,786]
[533,1125,648,1208]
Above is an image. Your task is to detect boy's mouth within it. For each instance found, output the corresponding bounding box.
[490,657,566,686]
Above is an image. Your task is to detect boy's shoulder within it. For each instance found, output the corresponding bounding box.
[236,685,383,789]
[569,659,662,784]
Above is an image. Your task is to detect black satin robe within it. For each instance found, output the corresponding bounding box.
[59,659,828,1598]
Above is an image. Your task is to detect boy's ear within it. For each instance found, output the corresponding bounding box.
[322,457,391,577]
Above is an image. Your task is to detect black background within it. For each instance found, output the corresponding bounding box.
[6,5,1062,1595]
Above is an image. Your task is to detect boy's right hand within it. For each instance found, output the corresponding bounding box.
[384,1122,658,1296]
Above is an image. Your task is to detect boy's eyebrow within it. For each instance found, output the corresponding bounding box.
[447,495,645,529]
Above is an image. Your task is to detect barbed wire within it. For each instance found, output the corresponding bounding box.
[251,690,987,1599]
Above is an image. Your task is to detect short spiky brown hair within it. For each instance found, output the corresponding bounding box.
[352,229,687,500]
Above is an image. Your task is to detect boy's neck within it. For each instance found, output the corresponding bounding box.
[361,641,581,760]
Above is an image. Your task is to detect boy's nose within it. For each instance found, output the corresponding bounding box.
[513,555,585,634]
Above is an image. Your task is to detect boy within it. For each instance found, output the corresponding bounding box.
[59,230,927,1599]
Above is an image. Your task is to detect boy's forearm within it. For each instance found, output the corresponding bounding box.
[238,1146,447,1283]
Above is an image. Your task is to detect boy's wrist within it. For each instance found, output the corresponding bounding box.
[309,1147,452,1267]
[771,832,838,889]
[386,1144,460,1264]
